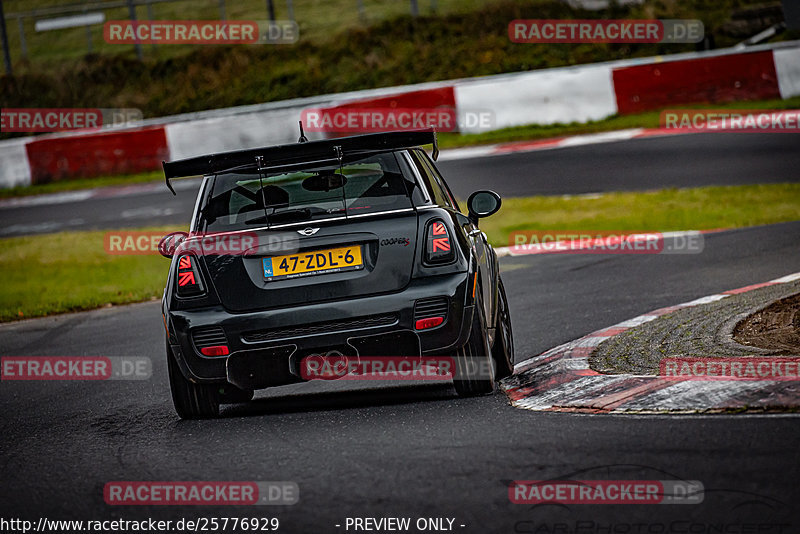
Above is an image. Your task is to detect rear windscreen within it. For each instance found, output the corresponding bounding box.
[200,152,412,232]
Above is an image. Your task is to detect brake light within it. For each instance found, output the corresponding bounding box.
[200,345,229,357]
[415,317,445,330]
[425,219,455,264]
[175,254,206,297]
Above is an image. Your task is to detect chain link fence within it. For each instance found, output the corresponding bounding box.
[0,0,441,75]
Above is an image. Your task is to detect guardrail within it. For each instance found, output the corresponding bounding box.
[0,0,435,75]
[1,40,798,189]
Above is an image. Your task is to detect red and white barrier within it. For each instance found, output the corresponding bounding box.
[774,48,800,98]
[612,51,781,114]
[24,126,169,185]
[165,106,306,161]
[2,41,798,189]
[0,138,32,189]
[455,64,617,133]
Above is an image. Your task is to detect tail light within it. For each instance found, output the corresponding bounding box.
[175,254,206,297]
[414,297,448,330]
[200,345,229,357]
[424,219,455,265]
[415,317,444,330]
[192,326,228,357]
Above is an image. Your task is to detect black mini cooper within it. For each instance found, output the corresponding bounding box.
[159,129,513,418]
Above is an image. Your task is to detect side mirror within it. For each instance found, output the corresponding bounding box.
[158,231,188,258]
[467,190,502,225]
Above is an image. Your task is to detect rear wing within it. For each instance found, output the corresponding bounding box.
[162,129,439,195]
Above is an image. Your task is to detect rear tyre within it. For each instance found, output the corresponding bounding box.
[453,295,496,397]
[219,384,255,404]
[492,278,515,379]
[166,340,220,419]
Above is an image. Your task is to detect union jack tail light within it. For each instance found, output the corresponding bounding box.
[175,255,205,297]
[425,219,455,265]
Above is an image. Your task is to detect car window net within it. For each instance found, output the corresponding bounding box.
[201,152,412,231]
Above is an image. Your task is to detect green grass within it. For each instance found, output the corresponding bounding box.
[2,183,799,322]
[479,183,800,248]
[5,0,790,71]
[4,0,500,70]
[0,225,182,321]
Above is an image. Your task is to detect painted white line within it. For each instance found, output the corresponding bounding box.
[679,294,729,307]
[573,336,607,348]
[0,218,87,236]
[0,177,201,210]
[436,145,499,161]
[614,315,659,328]
[771,273,800,284]
[437,127,695,162]
[119,206,178,219]
[0,190,94,209]
[557,128,644,147]
[0,222,65,235]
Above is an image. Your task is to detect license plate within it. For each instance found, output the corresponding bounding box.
[262,245,364,281]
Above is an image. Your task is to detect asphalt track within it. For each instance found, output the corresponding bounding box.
[2,228,800,529]
[1,133,799,530]
[1,132,799,237]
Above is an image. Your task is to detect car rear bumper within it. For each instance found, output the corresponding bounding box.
[166,272,473,386]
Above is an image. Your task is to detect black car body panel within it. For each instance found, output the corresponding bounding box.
[203,213,421,312]
[161,129,502,392]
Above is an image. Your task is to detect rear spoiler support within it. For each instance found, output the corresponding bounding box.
[164,164,176,195]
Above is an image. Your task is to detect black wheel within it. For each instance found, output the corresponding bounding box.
[453,293,496,396]
[166,339,220,419]
[492,278,515,379]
